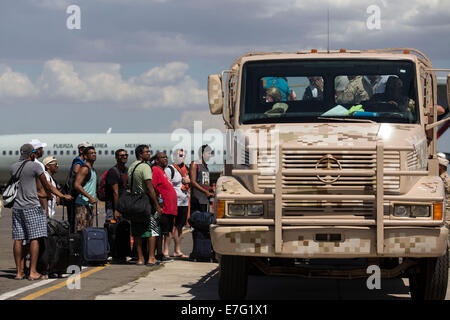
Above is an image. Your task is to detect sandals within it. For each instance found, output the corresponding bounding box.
[28,274,47,281]
[173,253,188,259]
[146,260,162,267]
[14,275,25,280]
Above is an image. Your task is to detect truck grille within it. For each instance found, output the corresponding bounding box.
[257,150,400,191]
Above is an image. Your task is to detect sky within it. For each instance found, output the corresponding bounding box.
[1,0,450,137]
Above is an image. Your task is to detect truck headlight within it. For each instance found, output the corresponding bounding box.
[411,205,430,217]
[393,205,410,217]
[228,204,245,216]
[247,204,264,216]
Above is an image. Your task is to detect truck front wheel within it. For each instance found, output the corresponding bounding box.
[408,248,449,300]
[218,255,248,300]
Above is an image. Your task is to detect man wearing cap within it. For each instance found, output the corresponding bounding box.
[28,139,48,212]
[71,141,91,177]
[11,144,71,280]
[438,153,450,228]
[43,156,59,219]
[65,141,91,232]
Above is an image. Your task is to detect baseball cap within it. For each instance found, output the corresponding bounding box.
[28,139,47,149]
[43,156,57,166]
[437,152,449,167]
[20,144,34,160]
[78,141,92,149]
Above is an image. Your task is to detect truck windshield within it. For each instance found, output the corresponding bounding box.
[240,60,419,124]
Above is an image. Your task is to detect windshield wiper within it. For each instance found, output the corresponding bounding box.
[317,116,376,124]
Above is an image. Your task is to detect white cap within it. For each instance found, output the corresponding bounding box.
[78,141,92,149]
[28,138,47,149]
[437,152,449,167]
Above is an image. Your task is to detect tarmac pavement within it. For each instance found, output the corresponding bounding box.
[0,204,449,300]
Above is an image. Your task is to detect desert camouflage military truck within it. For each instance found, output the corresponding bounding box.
[208,48,450,300]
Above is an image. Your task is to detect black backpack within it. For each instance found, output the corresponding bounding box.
[60,164,92,205]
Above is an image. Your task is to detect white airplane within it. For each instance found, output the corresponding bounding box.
[0,132,226,185]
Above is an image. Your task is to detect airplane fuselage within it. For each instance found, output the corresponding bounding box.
[0,133,225,185]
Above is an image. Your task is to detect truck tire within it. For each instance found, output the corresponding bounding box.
[409,248,449,300]
[218,255,248,300]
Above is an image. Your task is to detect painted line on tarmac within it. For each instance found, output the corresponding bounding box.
[0,278,58,300]
[20,265,109,300]
[0,267,89,301]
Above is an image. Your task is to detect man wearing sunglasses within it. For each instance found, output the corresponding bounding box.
[105,149,129,222]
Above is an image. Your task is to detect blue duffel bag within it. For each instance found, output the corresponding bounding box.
[188,211,216,232]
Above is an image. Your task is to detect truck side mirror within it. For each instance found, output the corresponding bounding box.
[208,74,224,115]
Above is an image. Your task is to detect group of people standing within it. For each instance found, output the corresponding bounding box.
[9,138,215,280]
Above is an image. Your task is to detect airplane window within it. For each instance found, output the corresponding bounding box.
[130,150,134,155]
[111,150,114,155]
[163,150,167,155]
[54,151,57,155]
[66,150,70,155]
[98,150,102,155]
[9,151,12,155]
[105,150,109,155]
[15,151,19,155]
[2,151,5,156]
[60,151,64,155]
[73,150,76,155]
[47,150,51,155]
[191,150,194,155]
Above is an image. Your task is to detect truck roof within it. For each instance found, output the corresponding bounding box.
[230,48,432,70]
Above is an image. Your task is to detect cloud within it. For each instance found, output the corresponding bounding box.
[0,66,38,101]
[0,60,206,109]
[170,110,226,133]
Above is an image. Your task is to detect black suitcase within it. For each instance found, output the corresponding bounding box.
[81,204,109,265]
[189,229,215,262]
[104,219,131,261]
[38,218,82,277]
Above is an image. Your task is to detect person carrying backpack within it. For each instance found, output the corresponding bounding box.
[103,149,129,222]
[102,149,130,262]
[73,146,97,232]
[189,145,214,213]
[164,148,190,259]
[64,141,91,232]
[11,144,71,280]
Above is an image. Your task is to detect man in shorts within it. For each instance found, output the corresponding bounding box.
[128,145,162,266]
[164,149,190,259]
[11,144,71,280]
[152,152,178,262]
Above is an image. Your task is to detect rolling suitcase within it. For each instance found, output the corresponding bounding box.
[81,204,109,265]
[38,214,82,277]
[104,218,131,261]
[189,229,215,262]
